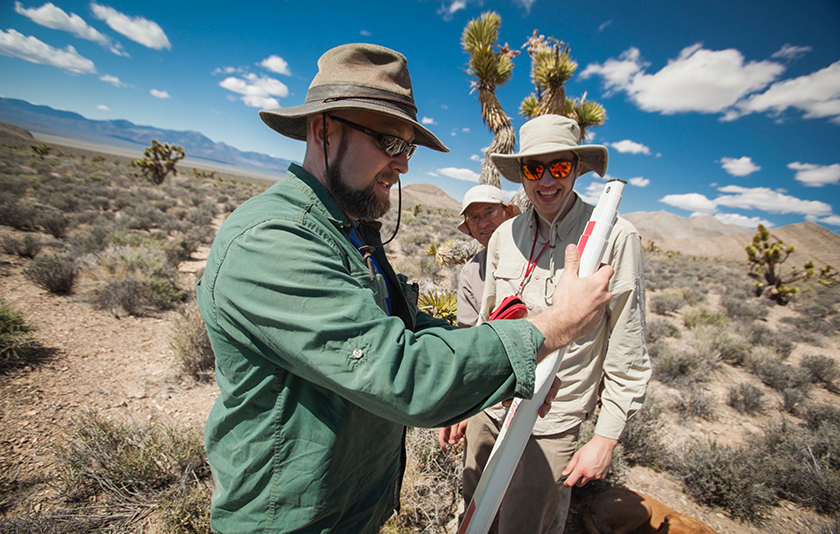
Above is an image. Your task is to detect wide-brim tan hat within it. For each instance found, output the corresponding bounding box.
[457,184,519,235]
[490,114,608,183]
[259,43,448,153]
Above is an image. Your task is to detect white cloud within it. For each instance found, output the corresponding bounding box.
[720,156,761,177]
[90,2,171,51]
[598,20,612,32]
[96,104,109,111]
[819,214,840,227]
[219,73,289,108]
[437,167,479,183]
[577,181,605,204]
[713,212,772,229]
[259,55,291,76]
[513,0,536,13]
[150,89,170,99]
[771,44,812,61]
[0,29,95,74]
[629,176,650,187]
[581,44,784,115]
[462,127,470,133]
[470,154,481,162]
[421,116,436,125]
[609,139,651,155]
[14,1,126,56]
[100,74,126,87]
[360,29,372,37]
[788,162,840,187]
[715,185,833,216]
[437,0,466,20]
[733,61,840,124]
[660,192,718,214]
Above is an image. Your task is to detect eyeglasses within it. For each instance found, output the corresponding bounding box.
[520,159,576,181]
[465,205,502,225]
[329,115,417,160]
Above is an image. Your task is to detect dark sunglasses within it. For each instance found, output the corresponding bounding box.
[520,159,576,181]
[329,115,417,160]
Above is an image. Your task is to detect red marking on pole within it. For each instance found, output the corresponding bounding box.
[458,500,477,534]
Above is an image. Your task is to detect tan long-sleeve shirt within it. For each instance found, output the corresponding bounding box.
[479,194,651,439]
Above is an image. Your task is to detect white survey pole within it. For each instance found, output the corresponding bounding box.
[458,179,626,534]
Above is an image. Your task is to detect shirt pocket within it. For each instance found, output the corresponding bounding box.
[493,259,525,284]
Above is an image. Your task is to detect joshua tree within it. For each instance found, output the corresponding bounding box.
[569,92,608,143]
[520,32,577,118]
[30,143,52,159]
[133,139,185,185]
[746,224,815,303]
[462,11,519,188]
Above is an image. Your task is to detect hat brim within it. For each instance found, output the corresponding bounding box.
[259,99,449,153]
[490,144,608,183]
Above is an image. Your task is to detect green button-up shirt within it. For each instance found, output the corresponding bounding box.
[197,164,545,533]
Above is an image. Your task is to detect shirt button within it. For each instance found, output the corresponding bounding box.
[352,348,364,359]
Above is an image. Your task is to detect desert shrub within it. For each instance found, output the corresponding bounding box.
[649,293,684,315]
[645,318,680,344]
[68,224,112,255]
[0,198,39,231]
[716,335,751,366]
[1,234,42,258]
[23,254,77,293]
[171,301,215,381]
[799,403,840,431]
[159,484,212,534]
[721,294,769,322]
[651,348,706,387]
[727,382,765,414]
[0,302,39,372]
[619,394,666,468]
[754,421,840,515]
[683,308,729,329]
[387,427,462,533]
[672,438,775,522]
[801,354,839,391]
[743,323,794,359]
[38,211,70,238]
[55,411,209,504]
[81,245,187,315]
[0,513,110,533]
[671,383,716,421]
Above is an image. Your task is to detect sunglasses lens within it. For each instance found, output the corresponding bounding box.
[549,161,573,178]
[522,163,544,181]
[380,137,416,159]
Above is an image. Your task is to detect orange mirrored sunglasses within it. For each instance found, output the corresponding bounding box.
[521,160,575,181]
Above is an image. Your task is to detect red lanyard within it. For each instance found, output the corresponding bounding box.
[517,230,550,296]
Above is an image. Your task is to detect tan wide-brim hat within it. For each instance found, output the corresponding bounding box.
[457,184,519,235]
[490,114,608,183]
[259,43,448,153]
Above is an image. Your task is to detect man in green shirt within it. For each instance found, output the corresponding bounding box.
[197,43,613,533]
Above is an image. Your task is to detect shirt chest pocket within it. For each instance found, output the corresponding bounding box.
[493,260,525,285]
[350,268,389,314]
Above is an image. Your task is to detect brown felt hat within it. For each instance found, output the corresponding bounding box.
[259,43,449,152]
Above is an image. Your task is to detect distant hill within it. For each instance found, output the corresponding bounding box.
[391,182,461,215]
[623,211,746,241]
[0,97,293,177]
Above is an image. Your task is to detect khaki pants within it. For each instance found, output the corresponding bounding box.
[462,411,579,534]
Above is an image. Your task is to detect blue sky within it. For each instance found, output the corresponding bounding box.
[2,0,839,230]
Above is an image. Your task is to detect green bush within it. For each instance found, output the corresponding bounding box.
[0,302,39,372]
[23,254,77,293]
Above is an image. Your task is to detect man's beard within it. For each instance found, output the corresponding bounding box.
[326,138,394,220]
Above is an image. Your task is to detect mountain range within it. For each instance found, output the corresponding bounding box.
[0,97,292,177]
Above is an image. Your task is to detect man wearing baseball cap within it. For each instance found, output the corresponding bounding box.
[197,45,614,533]
[468,114,650,534]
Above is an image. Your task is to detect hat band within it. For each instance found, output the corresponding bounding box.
[306,84,418,118]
